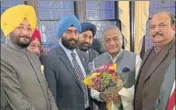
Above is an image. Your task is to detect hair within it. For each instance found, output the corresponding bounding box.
[102,25,123,44]
[149,11,175,26]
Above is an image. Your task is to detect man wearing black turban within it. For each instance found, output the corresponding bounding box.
[78,22,99,64]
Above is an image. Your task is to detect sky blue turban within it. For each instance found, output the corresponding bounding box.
[56,15,81,39]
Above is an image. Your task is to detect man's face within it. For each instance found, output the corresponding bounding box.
[10,19,33,48]
[61,26,79,50]
[149,12,175,47]
[103,28,122,55]
[78,30,93,52]
[27,38,41,56]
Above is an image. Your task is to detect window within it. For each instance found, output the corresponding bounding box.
[85,1,119,38]
[38,1,74,49]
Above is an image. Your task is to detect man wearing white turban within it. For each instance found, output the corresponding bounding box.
[1,4,58,110]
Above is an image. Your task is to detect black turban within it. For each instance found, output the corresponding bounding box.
[81,22,96,37]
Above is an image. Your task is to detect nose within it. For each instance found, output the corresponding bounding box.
[153,26,161,33]
[21,28,31,37]
[84,37,90,43]
[109,39,116,46]
[34,47,41,55]
[70,32,78,38]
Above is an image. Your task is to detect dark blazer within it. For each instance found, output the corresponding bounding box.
[134,40,175,110]
[88,48,99,63]
[41,44,92,110]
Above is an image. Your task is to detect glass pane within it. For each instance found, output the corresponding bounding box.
[87,21,116,38]
[38,1,74,48]
[86,1,115,20]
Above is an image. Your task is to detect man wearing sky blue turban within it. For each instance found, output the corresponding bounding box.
[41,15,93,110]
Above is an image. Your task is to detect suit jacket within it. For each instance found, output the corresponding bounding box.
[1,40,57,110]
[134,40,175,110]
[88,48,99,62]
[41,44,93,110]
[155,59,175,110]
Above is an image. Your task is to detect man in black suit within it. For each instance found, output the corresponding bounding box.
[41,15,92,110]
[78,22,99,64]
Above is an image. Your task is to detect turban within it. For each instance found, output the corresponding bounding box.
[1,4,37,37]
[81,22,96,37]
[32,29,41,43]
[56,15,81,39]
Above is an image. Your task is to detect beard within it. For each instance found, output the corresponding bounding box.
[61,37,78,50]
[78,42,90,52]
[10,32,32,48]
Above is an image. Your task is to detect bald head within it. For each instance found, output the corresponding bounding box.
[149,11,175,48]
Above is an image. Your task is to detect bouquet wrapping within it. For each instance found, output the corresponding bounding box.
[83,64,123,110]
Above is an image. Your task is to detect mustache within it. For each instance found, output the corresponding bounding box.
[67,38,77,42]
[153,32,163,38]
[19,35,31,39]
[81,42,90,46]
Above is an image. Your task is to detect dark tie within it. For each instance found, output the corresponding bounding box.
[71,52,89,108]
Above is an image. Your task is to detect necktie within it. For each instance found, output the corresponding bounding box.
[167,88,175,110]
[71,52,89,107]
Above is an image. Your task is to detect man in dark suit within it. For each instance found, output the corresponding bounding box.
[41,15,92,110]
[134,11,175,110]
[78,22,99,63]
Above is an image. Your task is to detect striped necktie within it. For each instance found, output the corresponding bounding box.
[71,52,89,108]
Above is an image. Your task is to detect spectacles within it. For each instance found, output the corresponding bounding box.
[29,44,42,50]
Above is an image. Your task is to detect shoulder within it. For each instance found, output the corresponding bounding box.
[89,48,99,55]
[94,52,108,61]
[123,50,137,57]
[76,49,88,58]
[40,45,60,64]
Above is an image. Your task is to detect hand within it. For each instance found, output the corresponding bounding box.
[99,90,121,102]
[41,48,50,54]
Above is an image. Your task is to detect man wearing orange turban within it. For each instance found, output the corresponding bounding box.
[1,5,58,110]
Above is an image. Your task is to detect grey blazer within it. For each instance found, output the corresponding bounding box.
[1,40,57,110]
[41,44,93,110]
[155,59,175,110]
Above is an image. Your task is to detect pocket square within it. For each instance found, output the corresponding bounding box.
[122,67,130,72]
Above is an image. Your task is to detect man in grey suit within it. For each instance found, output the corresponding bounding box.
[1,5,57,110]
[134,11,175,110]
[91,26,142,110]
[41,15,93,110]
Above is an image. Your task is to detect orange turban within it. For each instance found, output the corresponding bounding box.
[1,4,37,37]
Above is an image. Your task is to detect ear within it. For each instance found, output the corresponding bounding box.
[172,25,175,30]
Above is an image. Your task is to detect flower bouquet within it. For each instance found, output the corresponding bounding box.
[83,64,123,110]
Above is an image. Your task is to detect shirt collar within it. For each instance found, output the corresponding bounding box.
[59,40,76,54]
[107,49,123,63]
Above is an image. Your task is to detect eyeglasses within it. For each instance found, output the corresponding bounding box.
[29,44,42,50]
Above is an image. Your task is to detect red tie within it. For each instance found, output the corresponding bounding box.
[167,88,176,110]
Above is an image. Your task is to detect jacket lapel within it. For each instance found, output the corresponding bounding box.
[136,48,152,80]
[144,41,174,81]
[55,45,83,90]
